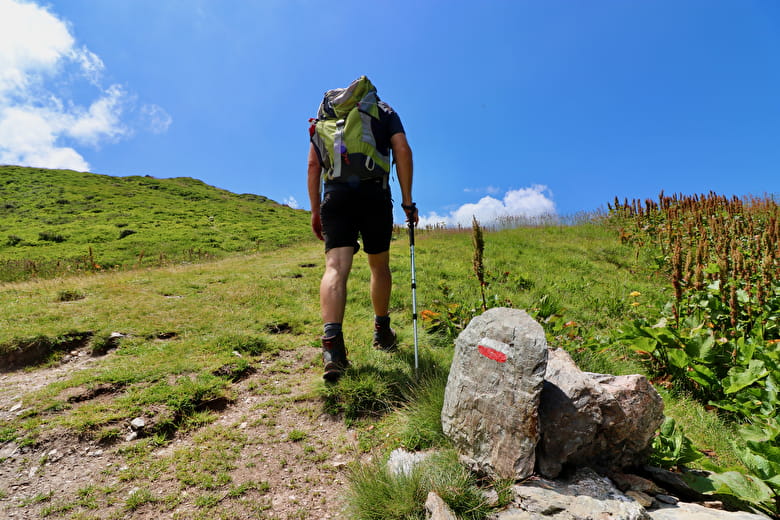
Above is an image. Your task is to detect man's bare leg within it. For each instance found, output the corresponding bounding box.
[368,250,397,350]
[367,250,392,317]
[321,246,354,323]
[320,246,353,381]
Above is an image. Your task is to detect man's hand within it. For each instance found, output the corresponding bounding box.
[402,203,419,227]
[311,212,324,241]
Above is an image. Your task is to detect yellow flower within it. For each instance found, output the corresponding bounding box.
[630,302,641,307]
[629,291,642,297]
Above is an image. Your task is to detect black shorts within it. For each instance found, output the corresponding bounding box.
[320,181,393,254]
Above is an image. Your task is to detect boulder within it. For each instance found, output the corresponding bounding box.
[536,348,664,478]
[441,308,548,480]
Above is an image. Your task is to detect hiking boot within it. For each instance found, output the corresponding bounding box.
[373,324,397,352]
[322,333,349,382]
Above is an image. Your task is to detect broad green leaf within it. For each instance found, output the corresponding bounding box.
[687,363,717,388]
[667,348,691,370]
[684,331,716,362]
[627,336,657,355]
[745,441,780,464]
[739,424,775,443]
[684,470,773,505]
[724,360,769,394]
[735,336,756,364]
[735,443,780,483]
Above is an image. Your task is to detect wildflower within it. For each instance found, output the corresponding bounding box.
[630,302,641,307]
[420,310,440,321]
[629,291,642,297]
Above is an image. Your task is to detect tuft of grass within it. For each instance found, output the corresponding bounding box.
[125,488,157,511]
[322,368,402,422]
[216,334,273,356]
[287,429,307,442]
[194,493,221,508]
[394,371,449,451]
[346,450,492,520]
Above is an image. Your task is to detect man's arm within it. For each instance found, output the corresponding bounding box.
[307,144,324,241]
[390,132,418,225]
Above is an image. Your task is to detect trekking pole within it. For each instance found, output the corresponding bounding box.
[408,218,419,376]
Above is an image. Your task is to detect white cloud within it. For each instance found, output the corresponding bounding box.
[141,104,173,134]
[0,0,74,95]
[464,185,501,195]
[0,0,168,171]
[418,185,556,228]
[283,196,299,209]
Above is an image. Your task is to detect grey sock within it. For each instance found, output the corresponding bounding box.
[324,322,342,338]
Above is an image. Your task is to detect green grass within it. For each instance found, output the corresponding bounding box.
[346,449,500,519]
[0,165,313,282]
[0,175,749,517]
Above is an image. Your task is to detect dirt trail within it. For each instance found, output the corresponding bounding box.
[0,346,358,519]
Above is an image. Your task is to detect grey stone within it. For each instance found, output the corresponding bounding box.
[491,468,650,520]
[610,472,667,495]
[386,448,433,477]
[130,417,145,430]
[0,442,18,459]
[425,491,458,520]
[627,490,655,508]
[442,308,547,480]
[648,502,769,520]
[537,348,664,477]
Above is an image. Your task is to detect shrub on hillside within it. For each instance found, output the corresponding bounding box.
[38,231,66,243]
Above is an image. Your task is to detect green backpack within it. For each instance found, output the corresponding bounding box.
[309,76,391,184]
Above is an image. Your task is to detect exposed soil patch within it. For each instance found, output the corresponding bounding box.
[0,331,94,372]
[212,362,256,382]
[61,382,125,404]
[265,322,294,335]
[0,348,357,519]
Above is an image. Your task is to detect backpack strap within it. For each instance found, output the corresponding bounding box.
[332,118,346,179]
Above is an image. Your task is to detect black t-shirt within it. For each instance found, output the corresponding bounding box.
[373,101,405,157]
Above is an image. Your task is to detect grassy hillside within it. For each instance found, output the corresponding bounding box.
[0,214,754,518]
[0,165,312,282]
[2,180,775,517]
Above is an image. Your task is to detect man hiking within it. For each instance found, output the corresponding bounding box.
[307,76,418,382]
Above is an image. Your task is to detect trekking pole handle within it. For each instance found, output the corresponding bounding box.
[402,202,417,245]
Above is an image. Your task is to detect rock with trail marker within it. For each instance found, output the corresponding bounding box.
[536,348,664,478]
[441,307,548,480]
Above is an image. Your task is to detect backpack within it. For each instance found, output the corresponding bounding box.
[309,76,391,184]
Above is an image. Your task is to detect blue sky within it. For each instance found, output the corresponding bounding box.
[1,1,778,226]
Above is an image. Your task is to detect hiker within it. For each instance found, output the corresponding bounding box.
[307,76,418,382]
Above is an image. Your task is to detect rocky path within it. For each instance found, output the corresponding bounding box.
[0,346,358,519]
